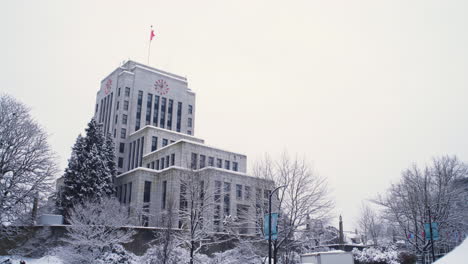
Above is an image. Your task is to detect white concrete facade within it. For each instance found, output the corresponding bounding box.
[94,61,274,234]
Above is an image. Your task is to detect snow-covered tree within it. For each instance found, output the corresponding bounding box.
[145,191,179,264]
[0,95,57,237]
[358,203,384,246]
[177,169,229,264]
[57,197,136,264]
[375,156,468,254]
[57,119,115,216]
[253,153,334,264]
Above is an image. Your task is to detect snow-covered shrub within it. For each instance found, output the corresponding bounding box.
[142,246,190,264]
[96,244,138,264]
[57,197,136,264]
[397,251,416,264]
[352,246,399,264]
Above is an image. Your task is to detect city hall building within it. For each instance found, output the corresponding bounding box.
[94,60,273,233]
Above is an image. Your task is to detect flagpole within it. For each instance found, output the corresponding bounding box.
[148,39,151,65]
[148,25,154,65]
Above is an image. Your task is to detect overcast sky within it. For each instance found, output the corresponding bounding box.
[2,0,468,230]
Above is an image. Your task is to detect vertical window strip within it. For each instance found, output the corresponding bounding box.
[160,97,166,128]
[146,93,153,125]
[167,99,173,130]
[176,102,182,132]
[127,142,132,170]
[131,140,136,170]
[139,137,144,167]
[106,93,113,133]
[153,95,159,127]
[135,91,143,131]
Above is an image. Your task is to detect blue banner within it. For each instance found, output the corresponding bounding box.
[424,222,439,241]
[264,213,278,240]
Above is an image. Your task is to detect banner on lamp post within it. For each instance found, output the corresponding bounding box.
[264,213,278,240]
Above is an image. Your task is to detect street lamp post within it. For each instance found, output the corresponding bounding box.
[268,185,287,264]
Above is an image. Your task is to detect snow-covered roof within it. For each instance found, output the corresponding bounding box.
[128,125,204,142]
[301,250,347,256]
[142,138,246,159]
[116,165,273,182]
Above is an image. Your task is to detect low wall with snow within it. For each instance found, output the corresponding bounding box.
[0,226,241,257]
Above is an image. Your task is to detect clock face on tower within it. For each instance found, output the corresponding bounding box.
[104,79,112,95]
[154,79,169,95]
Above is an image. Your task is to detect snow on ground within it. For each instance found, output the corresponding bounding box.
[0,256,62,264]
[434,238,468,264]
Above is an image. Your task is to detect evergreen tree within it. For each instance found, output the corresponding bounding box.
[57,119,115,215]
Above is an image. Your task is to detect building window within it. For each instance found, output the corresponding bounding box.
[162,138,168,147]
[121,114,127,125]
[191,153,198,169]
[151,161,154,169]
[116,101,119,110]
[135,91,143,131]
[114,114,118,124]
[120,128,126,139]
[208,157,214,167]
[153,95,159,127]
[161,157,165,169]
[200,155,206,168]
[167,99,173,130]
[214,204,221,231]
[224,182,231,192]
[118,87,121,96]
[233,162,238,172]
[125,87,130,96]
[236,184,242,200]
[95,104,98,113]
[188,105,193,114]
[143,181,151,203]
[217,158,222,168]
[118,157,123,168]
[245,186,251,200]
[124,100,129,111]
[180,184,188,212]
[166,155,169,168]
[214,181,222,202]
[176,102,182,132]
[151,136,158,151]
[119,143,125,153]
[160,97,166,128]
[225,160,230,170]
[146,93,153,125]
[156,160,160,170]
[171,153,175,166]
[162,180,167,209]
[128,182,132,203]
[188,118,192,128]
[113,129,116,138]
[187,130,192,135]
[223,182,231,217]
[123,184,127,204]
[127,142,132,169]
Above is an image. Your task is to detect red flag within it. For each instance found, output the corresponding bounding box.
[150,26,156,41]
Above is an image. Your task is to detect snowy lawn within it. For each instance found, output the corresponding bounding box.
[0,256,62,264]
[434,238,468,264]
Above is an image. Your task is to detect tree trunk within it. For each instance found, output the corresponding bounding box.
[190,240,194,264]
